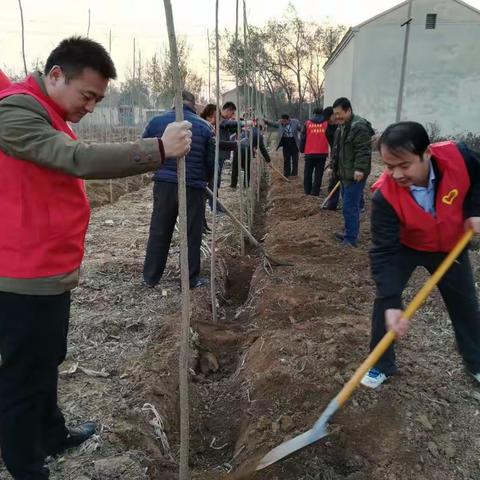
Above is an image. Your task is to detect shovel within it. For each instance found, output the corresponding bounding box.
[321,180,341,209]
[255,229,474,471]
[267,162,290,182]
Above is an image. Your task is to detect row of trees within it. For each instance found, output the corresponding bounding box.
[223,4,346,119]
[116,4,345,119]
[4,4,346,120]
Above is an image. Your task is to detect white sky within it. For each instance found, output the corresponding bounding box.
[2,0,480,87]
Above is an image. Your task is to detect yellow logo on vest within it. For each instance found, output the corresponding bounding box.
[442,189,459,205]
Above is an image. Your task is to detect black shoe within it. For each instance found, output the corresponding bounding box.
[334,232,345,243]
[190,277,209,289]
[47,422,97,457]
[142,279,157,288]
[203,221,212,234]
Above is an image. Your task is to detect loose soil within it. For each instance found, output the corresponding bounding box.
[2,155,480,480]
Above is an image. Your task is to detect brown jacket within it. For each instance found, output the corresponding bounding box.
[0,73,162,295]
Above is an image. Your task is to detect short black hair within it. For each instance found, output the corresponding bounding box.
[332,97,352,112]
[281,114,290,120]
[313,107,323,115]
[222,101,236,111]
[182,90,195,105]
[378,121,431,157]
[45,36,117,81]
[323,106,334,119]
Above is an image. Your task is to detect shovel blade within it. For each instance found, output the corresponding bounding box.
[255,424,329,471]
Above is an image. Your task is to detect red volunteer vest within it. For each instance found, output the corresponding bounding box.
[0,69,11,90]
[0,75,90,278]
[304,120,329,155]
[372,142,469,252]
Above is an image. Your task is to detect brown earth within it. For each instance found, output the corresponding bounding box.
[2,155,480,480]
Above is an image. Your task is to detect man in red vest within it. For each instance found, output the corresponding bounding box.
[300,107,330,196]
[0,37,191,479]
[0,69,11,90]
[361,121,480,389]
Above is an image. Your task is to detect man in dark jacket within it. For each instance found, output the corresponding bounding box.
[265,114,302,177]
[231,124,271,189]
[332,98,374,246]
[209,101,238,212]
[322,106,341,209]
[361,121,480,389]
[143,91,214,289]
[300,107,329,196]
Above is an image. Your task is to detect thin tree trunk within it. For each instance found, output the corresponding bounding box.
[162,1,191,478]
[17,0,28,76]
[235,0,245,255]
[210,0,220,324]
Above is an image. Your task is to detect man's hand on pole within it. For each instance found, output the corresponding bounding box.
[161,121,192,158]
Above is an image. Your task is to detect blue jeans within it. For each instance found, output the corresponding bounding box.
[341,181,365,245]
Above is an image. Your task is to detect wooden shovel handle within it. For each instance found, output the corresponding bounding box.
[336,229,474,407]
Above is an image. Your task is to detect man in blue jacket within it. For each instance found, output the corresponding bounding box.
[143,91,215,289]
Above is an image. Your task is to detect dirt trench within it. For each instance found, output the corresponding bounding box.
[4,156,480,480]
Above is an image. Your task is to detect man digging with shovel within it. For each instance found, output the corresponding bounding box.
[362,121,480,388]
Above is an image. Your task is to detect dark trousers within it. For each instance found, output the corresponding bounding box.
[371,248,480,376]
[143,181,205,285]
[230,149,251,189]
[0,291,70,479]
[341,181,365,245]
[303,154,327,196]
[208,157,226,210]
[281,138,299,177]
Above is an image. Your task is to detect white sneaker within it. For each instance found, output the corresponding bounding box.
[361,368,388,389]
[470,372,480,384]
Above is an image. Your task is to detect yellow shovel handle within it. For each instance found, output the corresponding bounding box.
[336,229,474,407]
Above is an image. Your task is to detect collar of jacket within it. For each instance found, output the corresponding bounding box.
[173,104,196,115]
[30,71,68,120]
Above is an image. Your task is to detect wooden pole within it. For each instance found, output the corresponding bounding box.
[210,0,220,324]
[163,1,191,478]
[243,0,252,229]
[17,0,28,76]
[108,30,114,204]
[235,0,245,255]
[396,0,413,122]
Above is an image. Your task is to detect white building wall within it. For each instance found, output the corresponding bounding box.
[350,3,408,129]
[323,37,355,107]
[401,0,480,134]
[324,0,480,135]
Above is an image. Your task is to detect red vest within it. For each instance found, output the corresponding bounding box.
[0,69,11,90]
[304,120,329,155]
[373,142,469,252]
[0,75,90,278]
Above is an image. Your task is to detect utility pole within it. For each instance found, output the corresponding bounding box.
[396,0,413,122]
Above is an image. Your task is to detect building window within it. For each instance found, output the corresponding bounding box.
[426,13,437,29]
